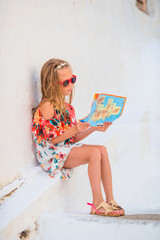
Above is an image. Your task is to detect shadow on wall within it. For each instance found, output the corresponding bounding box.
[31,68,40,108]
[30,68,41,167]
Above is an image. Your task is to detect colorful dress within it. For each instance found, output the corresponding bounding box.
[32,100,83,180]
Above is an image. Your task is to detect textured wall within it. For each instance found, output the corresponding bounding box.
[0,0,160,213]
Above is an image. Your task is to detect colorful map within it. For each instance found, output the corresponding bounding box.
[80,93,126,127]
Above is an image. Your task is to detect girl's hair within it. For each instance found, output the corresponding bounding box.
[32,58,74,116]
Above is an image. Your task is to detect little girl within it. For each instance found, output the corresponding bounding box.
[32,58,125,217]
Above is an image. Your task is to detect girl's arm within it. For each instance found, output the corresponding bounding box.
[50,125,78,145]
[50,122,112,145]
[50,122,90,145]
[74,122,113,143]
[74,127,95,143]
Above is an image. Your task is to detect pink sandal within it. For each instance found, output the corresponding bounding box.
[87,201,121,217]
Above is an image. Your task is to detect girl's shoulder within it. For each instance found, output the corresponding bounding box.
[39,100,55,120]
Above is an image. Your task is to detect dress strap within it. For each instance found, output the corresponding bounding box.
[41,98,48,103]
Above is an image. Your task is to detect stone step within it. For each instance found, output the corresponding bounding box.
[0,167,61,232]
[37,212,160,240]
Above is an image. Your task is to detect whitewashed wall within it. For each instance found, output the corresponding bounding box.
[0,0,160,213]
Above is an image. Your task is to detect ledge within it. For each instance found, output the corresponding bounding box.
[37,212,160,240]
[0,167,61,231]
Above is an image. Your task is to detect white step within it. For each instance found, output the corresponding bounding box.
[37,212,160,240]
[0,167,61,231]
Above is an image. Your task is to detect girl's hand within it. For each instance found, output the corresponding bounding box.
[93,122,112,132]
[76,121,90,133]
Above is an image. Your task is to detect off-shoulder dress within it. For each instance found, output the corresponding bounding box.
[32,101,83,180]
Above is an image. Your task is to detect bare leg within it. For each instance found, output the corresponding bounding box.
[84,145,123,215]
[62,145,118,214]
[101,148,114,202]
[63,146,104,204]
[87,145,114,202]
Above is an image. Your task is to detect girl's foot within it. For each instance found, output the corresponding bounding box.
[106,200,125,216]
[87,201,121,217]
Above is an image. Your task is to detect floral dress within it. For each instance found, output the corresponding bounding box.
[32,100,83,180]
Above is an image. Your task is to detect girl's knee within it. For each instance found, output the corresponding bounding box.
[99,145,108,155]
[89,147,101,160]
[98,145,109,162]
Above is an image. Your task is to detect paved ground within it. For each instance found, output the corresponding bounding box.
[38,212,160,240]
[116,214,160,221]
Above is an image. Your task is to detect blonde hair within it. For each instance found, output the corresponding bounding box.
[32,58,74,116]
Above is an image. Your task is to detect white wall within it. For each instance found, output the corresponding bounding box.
[0,0,160,212]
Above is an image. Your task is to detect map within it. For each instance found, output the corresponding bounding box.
[80,93,126,127]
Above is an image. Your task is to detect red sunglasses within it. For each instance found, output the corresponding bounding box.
[59,75,77,87]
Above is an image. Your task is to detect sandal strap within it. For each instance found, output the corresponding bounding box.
[108,200,124,210]
[87,201,113,214]
[87,203,100,215]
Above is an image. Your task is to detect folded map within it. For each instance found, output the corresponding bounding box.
[79,93,126,127]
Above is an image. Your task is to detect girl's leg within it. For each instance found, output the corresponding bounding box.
[63,145,118,214]
[63,145,104,204]
[100,146,114,202]
[83,145,114,202]
[84,145,123,215]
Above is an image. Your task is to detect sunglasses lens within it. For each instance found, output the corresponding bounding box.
[63,80,69,87]
[71,76,76,84]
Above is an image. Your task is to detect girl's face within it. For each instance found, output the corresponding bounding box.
[57,67,75,96]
